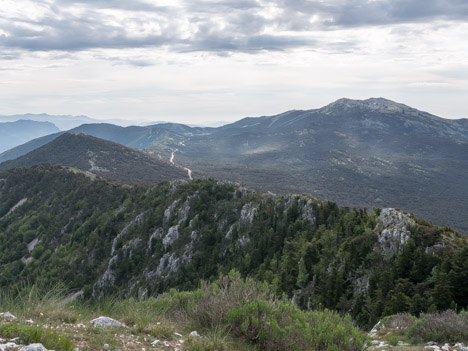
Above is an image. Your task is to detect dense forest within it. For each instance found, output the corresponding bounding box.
[0,165,467,329]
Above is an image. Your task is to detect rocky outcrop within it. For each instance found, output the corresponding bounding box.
[375,208,415,259]
[241,202,257,223]
[111,212,146,255]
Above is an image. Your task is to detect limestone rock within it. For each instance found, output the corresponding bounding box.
[0,312,16,320]
[375,208,415,259]
[90,316,126,328]
[1,342,19,351]
[19,344,48,351]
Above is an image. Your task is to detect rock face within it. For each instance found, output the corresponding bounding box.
[375,208,415,259]
[90,316,126,328]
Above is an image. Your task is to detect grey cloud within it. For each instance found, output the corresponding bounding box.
[0,0,467,56]
[274,0,468,28]
[53,0,171,12]
[182,33,317,53]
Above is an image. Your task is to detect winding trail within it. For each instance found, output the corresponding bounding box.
[170,149,193,180]
[170,151,175,165]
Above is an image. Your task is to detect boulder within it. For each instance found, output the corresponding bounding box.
[90,316,126,328]
[19,344,48,351]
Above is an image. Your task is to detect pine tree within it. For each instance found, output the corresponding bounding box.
[296,257,309,288]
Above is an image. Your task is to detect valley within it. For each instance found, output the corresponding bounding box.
[1,98,467,232]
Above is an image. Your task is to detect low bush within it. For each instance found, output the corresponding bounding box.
[407,310,468,343]
[151,271,367,351]
[382,313,416,332]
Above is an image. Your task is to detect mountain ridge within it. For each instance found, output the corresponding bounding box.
[0,165,467,330]
[0,133,189,185]
[1,97,467,232]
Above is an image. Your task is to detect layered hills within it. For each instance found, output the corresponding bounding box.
[0,120,60,153]
[0,133,189,185]
[0,165,467,330]
[1,97,467,232]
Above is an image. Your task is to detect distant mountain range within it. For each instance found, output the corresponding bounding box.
[0,120,60,153]
[0,133,189,185]
[1,97,467,232]
[0,113,96,130]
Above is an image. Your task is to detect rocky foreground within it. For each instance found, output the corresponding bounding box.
[1,312,200,351]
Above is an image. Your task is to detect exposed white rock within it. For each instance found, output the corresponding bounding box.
[6,198,27,216]
[27,238,39,253]
[111,212,146,255]
[93,255,118,297]
[1,342,19,350]
[121,238,142,259]
[237,235,250,247]
[368,320,384,338]
[0,312,16,320]
[375,208,415,259]
[19,344,48,351]
[241,202,257,223]
[376,342,389,348]
[301,199,316,225]
[455,343,468,351]
[147,228,163,251]
[189,331,200,337]
[163,200,180,226]
[225,225,234,240]
[90,316,126,328]
[163,225,180,249]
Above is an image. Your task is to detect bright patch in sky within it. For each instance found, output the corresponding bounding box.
[0,0,467,124]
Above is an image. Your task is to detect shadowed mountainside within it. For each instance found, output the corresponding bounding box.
[0,133,189,185]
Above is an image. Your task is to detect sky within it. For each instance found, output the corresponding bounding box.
[0,0,467,124]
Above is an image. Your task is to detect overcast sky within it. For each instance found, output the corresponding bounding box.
[1,0,467,124]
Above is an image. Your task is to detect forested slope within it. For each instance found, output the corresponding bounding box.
[0,165,467,329]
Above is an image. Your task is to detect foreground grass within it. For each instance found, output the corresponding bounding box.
[2,278,468,351]
[0,273,369,351]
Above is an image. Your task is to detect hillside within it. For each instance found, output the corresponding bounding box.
[169,98,468,233]
[0,120,60,153]
[0,133,189,185]
[0,165,467,330]
[1,98,467,232]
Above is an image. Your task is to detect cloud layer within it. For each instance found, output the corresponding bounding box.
[1,0,467,54]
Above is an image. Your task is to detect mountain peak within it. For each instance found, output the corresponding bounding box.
[321,97,412,114]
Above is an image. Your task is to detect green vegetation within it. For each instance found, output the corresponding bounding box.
[0,324,74,351]
[371,311,468,346]
[1,275,366,351]
[0,165,467,331]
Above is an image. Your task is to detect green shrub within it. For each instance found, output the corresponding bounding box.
[407,310,468,343]
[0,323,74,351]
[150,271,367,351]
[382,313,416,332]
